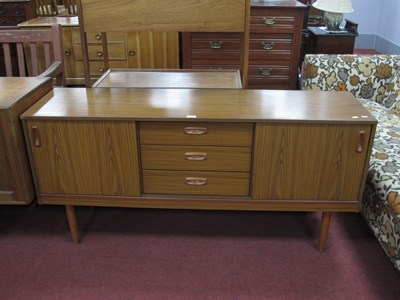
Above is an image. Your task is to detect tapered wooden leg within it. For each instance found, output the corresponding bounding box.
[319,212,332,252]
[65,205,80,244]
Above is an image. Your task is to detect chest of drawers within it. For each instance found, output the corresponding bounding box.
[181,0,305,89]
[248,3,304,89]
[140,122,253,196]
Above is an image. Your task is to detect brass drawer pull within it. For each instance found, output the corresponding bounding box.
[261,41,275,50]
[259,68,272,76]
[64,49,71,56]
[96,51,103,57]
[129,50,136,56]
[209,41,223,49]
[183,127,208,135]
[185,177,207,186]
[95,34,101,40]
[263,17,276,25]
[184,152,208,161]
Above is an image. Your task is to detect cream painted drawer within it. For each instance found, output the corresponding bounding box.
[142,170,250,196]
[139,122,253,147]
[141,145,251,171]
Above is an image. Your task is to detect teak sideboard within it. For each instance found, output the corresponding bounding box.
[21,88,377,250]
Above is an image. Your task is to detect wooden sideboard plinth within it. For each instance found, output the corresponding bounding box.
[21,88,377,249]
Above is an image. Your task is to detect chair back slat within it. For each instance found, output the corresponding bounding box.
[3,43,12,76]
[0,25,65,85]
[29,43,39,76]
[16,43,26,77]
[43,42,51,69]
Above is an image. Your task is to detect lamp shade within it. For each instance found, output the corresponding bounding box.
[312,0,354,13]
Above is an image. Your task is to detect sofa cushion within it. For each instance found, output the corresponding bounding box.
[358,99,400,270]
[302,54,400,103]
[382,69,400,116]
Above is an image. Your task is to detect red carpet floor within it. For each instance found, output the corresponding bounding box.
[0,203,399,299]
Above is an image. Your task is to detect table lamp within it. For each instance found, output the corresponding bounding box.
[312,0,354,31]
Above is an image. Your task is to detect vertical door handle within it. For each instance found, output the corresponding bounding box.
[356,130,366,153]
[32,126,41,147]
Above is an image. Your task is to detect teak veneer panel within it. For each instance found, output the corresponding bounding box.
[25,119,141,196]
[79,0,248,33]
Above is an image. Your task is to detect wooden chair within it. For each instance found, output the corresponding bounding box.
[64,0,78,15]
[36,0,59,16]
[0,25,66,86]
[77,0,250,87]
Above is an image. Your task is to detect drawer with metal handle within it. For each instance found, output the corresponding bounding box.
[142,170,250,196]
[141,145,252,171]
[139,122,253,147]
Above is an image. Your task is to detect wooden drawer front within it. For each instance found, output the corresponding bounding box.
[76,61,128,76]
[249,33,292,60]
[142,170,250,196]
[0,3,26,17]
[247,65,290,88]
[73,44,126,61]
[140,122,253,147]
[72,30,125,44]
[191,33,241,61]
[250,9,297,33]
[141,145,251,172]
[191,33,241,50]
[0,17,23,26]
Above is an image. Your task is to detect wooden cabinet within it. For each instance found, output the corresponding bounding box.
[18,17,180,85]
[182,0,306,89]
[21,88,377,246]
[0,0,36,26]
[0,77,52,204]
[307,26,357,54]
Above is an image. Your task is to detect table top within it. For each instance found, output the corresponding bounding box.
[0,77,52,109]
[308,26,358,37]
[17,16,79,28]
[92,69,243,89]
[22,87,377,125]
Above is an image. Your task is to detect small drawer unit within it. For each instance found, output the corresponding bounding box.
[181,32,242,69]
[139,122,253,197]
[248,3,304,89]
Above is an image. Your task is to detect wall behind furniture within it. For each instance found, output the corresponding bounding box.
[344,0,400,53]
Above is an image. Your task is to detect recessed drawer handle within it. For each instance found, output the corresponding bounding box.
[185,177,207,186]
[184,152,208,161]
[263,17,276,25]
[261,41,275,50]
[356,130,366,153]
[183,127,208,135]
[209,41,223,49]
[32,126,41,147]
[259,68,272,76]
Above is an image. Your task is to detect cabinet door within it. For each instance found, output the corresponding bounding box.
[25,119,141,196]
[252,123,371,202]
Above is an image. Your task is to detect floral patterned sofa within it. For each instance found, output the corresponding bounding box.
[301,54,400,272]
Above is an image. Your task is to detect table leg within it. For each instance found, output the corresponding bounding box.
[319,211,332,252]
[65,205,80,244]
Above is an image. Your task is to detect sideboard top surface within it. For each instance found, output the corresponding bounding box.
[21,88,377,124]
[0,77,52,109]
